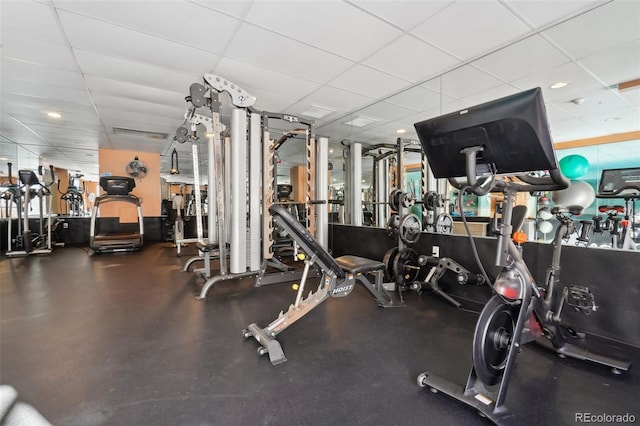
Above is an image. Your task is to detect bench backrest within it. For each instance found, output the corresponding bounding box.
[269,204,345,279]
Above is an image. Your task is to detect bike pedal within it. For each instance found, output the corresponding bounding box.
[566,286,597,315]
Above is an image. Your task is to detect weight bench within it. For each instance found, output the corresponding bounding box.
[243,204,397,365]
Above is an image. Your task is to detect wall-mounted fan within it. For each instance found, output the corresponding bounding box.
[126,156,148,178]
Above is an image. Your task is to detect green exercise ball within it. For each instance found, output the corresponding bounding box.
[559,155,589,179]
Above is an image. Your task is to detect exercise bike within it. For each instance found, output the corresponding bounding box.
[413,88,631,424]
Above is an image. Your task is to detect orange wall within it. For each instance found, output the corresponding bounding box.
[99,149,160,220]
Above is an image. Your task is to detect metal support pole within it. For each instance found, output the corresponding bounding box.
[376,158,388,228]
[230,108,247,273]
[207,130,217,242]
[397,138,404,192]
[351,142,362,226]
[315,136,329,248]
[249,112,262,270]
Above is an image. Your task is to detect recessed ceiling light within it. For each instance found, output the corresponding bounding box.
[329,148,334,154]
[605,117,622,122]
[396,129,406,134]
[549,82,569,89]
[205,132,214,137]
[0,157,8,161]
[47,112,62,119]
[361,179,366,183]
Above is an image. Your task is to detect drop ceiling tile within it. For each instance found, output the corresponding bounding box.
[54,0,239,54]
[558,88,634,119]
[542,1,640,59]
[84,76,184,108]
[351,1,453,31]
[357,101,416,122]
[578,40,640,87]
[411,1,531,60]
[510,62,605,102]
[238,86,299,113]
[1,0,65,44]
[473,35,571,82]
[440,65,504,99]
[581,107,640,134]
[463,84,521,107]
[188,0,252,18]
[328,65,409,99]
[245,1,401,61]
[541,103,577,124]
[58,11,220,74]
[225,24,355,83]
[215,57,321,100]
[363,35,460,83]
[98,104,184,129]
[550,118,600,141]
[302,86,375,112]
[619,88,640,108]
[2,80,93,105]
[73,50,198,93]
[385,85,451,112]
[504,0,604,28]
[1,59,85,90]
[0,96,101,121]
[0,31,77,70]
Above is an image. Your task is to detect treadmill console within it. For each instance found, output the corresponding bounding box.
[100,176,136,195]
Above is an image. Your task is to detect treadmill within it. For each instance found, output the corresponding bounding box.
[90,176,144,253]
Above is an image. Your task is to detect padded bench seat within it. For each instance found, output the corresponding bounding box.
[196,241,219,252]
[335,255,384,274]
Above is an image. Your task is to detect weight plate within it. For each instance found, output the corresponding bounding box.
[386,214,400,237]
[389,189,402,212]
[382,247,399,282]
[399,213,422,244]
[435,214,453,234]
[472,295,519,386]
[401,192,415,208]
[392,247,420,287]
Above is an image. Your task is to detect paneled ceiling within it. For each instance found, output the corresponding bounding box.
[1,0,638,182]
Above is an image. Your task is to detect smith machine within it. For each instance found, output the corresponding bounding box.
[175,74,329,300]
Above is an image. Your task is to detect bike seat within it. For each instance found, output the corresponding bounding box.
[551,205,583,216]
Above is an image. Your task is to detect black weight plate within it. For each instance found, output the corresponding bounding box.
[392,247,419,286]
[399,213,421,244]
[389,189,402,212]
[382,247,399,281]
[472,295,519,386]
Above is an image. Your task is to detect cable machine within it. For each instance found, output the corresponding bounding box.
[175,74,328,300]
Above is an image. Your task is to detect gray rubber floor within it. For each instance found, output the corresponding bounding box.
[1,243,637,425]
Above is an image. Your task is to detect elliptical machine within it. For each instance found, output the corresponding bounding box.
[6,165,56,257]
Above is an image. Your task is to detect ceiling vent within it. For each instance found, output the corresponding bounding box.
[343,116,378,127]
[113,127,168,140]
[300,105,335,119]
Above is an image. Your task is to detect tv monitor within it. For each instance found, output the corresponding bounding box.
[414,88,558,179]
[597,167,640,197]
[100,176,136,195]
